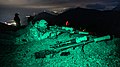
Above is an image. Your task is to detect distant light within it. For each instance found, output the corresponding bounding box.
[8,23,12,25]
[43,10,46,12]
[5,20,16,26]
[33,12,36,16]
[4,22,7,24]
[83,29,86,31]
[53,11,58,13]
[63,8,67,10]
[7,22,16,26]
[26,16,30,17]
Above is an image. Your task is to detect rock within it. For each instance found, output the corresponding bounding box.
[34,50,58,59]
[60,52,70,56]
[35,52,46,59]
[22,39,27,42]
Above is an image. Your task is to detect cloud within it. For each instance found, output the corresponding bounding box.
[0,0,119,5]
[0,0,28,5]
[86,4,106,10]
[0,0,119,10]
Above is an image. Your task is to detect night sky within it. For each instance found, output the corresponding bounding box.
[0,0,120,24]
[0,0,119,10]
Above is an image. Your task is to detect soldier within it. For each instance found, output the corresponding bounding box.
[14,13,20,27]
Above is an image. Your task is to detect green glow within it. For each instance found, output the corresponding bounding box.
[13,19,120,67]
[35,19,48,28]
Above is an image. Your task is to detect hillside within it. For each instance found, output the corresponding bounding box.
[0,19,120,67]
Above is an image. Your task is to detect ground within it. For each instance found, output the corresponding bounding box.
[0,29,120,67]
